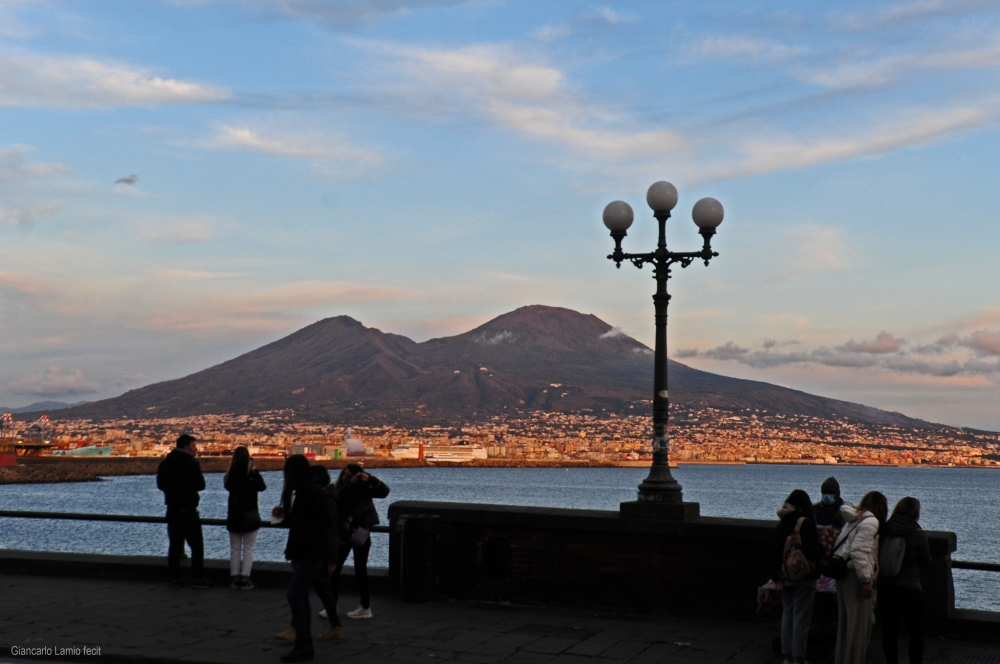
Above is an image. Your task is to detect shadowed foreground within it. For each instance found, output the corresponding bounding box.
[2,574,1000,664]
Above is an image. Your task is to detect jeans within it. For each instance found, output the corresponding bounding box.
[166,508,203,580]
[879,585,924,664]
[312,562,342,627]
[781,583,816,659]
[287,559,325,644]
[228,530,258,577]
[329,535,372,609]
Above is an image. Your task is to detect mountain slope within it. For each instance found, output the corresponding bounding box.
[49,305,937,428]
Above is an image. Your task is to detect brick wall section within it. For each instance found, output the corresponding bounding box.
[388,501,957,629]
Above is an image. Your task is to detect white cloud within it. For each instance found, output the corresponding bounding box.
[533,25,571,43]
[8,366,100,396]
[384,42,685,159]
[0,51,231,108]
[0,145,67,182]
[837,0,1000,31]
[708,107,996,180]
[204,125,382,163]
[582,7,635,25]
[838,331,905,354]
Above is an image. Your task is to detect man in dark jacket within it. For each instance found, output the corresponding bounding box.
[156,433,210,587]
[813,476,845,528]
[879,497,932,664]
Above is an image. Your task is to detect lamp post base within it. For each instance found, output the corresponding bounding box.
[620,500,700,521]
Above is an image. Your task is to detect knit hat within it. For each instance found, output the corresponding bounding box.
[821,476,840,496]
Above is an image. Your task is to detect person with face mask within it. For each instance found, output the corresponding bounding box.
[813,477,845,529]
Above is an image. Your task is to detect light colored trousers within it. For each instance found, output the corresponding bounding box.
[835,572,874,664]
[229,530,258,576]
[781,582,816,659]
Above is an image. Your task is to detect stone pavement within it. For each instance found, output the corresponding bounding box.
[2,573,1000,664]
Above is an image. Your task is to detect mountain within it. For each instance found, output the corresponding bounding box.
[46,305,938,428]
[1,400,89,415]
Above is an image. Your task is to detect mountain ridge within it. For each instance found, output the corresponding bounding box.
[29,305,952,430]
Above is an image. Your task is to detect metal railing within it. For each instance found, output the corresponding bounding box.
[0,510,998,571]
[0,509,390,533]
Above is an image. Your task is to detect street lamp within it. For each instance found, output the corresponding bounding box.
[604,181,724,520]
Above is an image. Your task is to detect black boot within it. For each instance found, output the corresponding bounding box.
[280,639,314,663]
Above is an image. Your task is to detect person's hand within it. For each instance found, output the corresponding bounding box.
[272,507,284,519]
[862,582,873,599]
[358,472,370,482]
[328,563,338,573]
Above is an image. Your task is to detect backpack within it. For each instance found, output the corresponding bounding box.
[879,536,907,578]
[782,517,815,582]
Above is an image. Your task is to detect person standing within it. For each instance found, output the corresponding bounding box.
[833,491,887,664]
[772,489,823,664]
[333,463,389,620]
[157,433,211,588]
[813,476,845,529]
[272,455,333,663]
[879,497,932,664]
[224,446,267,589]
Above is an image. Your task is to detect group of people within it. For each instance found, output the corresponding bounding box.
[772,476,932,664]
[156,434,390,663]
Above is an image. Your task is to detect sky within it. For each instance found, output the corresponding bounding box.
[4,1,1000,429]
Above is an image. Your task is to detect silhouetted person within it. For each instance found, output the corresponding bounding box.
[157,433,211,588]
[814,476,845,528]
[333,463,389,619]
[879,497,932,664]
[772,489,823,664]
[272,455,333,662]
[225,445,266,589]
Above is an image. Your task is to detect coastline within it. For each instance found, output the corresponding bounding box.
[1,456,996,484]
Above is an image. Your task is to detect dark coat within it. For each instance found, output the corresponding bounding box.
[284,483,333,562]
[224,469,267,532]
[338,473,389,530]
[814,497,845,528]
[156,448,205,510]
[772,511,824,582]
[321,484,342,563]
[879,514,932,591]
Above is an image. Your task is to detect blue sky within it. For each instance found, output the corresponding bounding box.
[4,0,1000,428]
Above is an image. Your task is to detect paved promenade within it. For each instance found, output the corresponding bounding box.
[2,573,999,664]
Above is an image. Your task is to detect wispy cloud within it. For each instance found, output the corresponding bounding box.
[836,0,1000,31]
[135,214,217,244]
[696,36,808,63]
[246,0,469,28]
[203,125,382,163]
[0,145,67,182]
[0,202,60,228]
[8,366,100,396]
[762,224,854,283]
[0,51,230,108]
[378,42,685,159]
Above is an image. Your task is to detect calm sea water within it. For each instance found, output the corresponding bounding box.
[0,465,996,611]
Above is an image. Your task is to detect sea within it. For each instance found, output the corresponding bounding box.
[1,465,997,612]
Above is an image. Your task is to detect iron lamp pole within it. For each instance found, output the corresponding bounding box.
[604,181,724,506]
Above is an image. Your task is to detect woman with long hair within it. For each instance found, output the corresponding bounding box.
[224,446,266,589]
[330,463,389,620]
[879,497,932,664]
[272,455,332,663]
[833,490,887,664]
[772,489,823,664]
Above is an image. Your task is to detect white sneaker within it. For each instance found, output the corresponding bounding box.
[318,609,328,619]
[346,606,372,619]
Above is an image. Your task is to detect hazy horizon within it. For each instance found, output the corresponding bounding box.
[4,2,1000,428]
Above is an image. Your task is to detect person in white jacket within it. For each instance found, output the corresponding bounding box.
[833,491,888,664]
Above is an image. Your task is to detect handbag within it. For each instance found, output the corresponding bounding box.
[351,527,370,547]
[818,525,851,580]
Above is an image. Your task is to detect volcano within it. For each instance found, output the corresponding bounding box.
[52,305,934,428]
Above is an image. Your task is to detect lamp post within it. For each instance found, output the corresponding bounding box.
[604,181,724,520]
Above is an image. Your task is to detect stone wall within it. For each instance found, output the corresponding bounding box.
[387,501,958,630]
